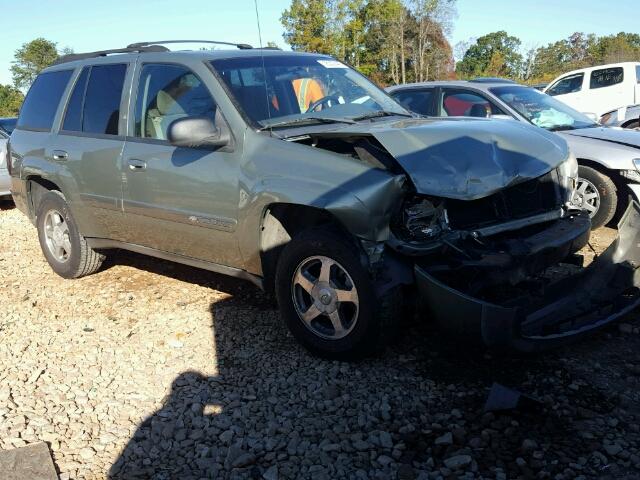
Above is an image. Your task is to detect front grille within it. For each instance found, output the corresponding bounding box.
[447,170,560,230]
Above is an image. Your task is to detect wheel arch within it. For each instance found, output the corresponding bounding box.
[25,176,63,221]
[259,203,359,296]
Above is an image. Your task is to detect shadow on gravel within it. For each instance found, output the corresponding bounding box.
[104,254,639,479]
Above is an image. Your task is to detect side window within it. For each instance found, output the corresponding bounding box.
[62,67,90,131]
[590,67,624,89]
[82,64,127,135]
[440,89,503,117]
[392,90,433,115]
[16,70,73,131]
[546,73,584,96]
[134,64,217,140]
[636,65,640,84]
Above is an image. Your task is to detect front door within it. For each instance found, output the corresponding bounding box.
[546,72,586,112]
[121,62,243,267]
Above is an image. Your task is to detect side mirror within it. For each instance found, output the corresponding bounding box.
[490,114,515,121]
[167,116,230,149]
[582,112,599,123]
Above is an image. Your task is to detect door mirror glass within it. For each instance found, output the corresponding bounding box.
[168,116,230,149]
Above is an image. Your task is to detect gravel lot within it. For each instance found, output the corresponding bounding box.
[1,201,640,480]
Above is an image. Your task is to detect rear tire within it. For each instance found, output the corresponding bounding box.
[275,227,400,360]
[36,191,105,279]
[575,165,617,230]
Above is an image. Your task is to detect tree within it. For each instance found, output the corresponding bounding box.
[11,38,60,90]
[0,84,24,116]
[455,31,522,79]
[281,0,334,54]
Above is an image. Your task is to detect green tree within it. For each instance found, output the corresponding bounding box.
[11,38,60,90]
[0,84,24,116]
[456,31,522,78]
[281,0,333,54]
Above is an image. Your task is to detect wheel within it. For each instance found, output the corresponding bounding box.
[275,228,399,360]
[36,190,105,279]
[572,165,617,230]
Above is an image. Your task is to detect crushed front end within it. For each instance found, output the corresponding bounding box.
[384,164,640,352]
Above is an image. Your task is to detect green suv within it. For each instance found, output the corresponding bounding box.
[7,41,640,359]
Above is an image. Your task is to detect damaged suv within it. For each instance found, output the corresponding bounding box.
[8,42,640,359]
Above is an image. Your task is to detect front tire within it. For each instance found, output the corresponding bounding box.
[275,228,398,360]
[574,165,617,230]
[36,191,105,279]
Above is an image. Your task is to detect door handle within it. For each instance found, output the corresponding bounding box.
[52,150,68,161]
[127,159,147,171]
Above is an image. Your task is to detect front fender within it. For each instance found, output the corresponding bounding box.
[238,171,406,275]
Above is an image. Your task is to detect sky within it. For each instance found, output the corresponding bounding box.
[1,0,639,86]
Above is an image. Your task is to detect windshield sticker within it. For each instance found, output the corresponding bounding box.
[317,60,348,69]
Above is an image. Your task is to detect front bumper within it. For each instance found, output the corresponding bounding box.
[415,203,640,352]
[0,169,10,197]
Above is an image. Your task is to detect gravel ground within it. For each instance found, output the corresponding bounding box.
[1,201,639,480]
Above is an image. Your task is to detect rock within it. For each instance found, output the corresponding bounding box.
[379,431,393,449]
[232,452,257,468]
[604,443,623,457]
[263,465,278,480]
[522,438,538,453]
[78,447,95,460]
[435,432,453,446]
[443,454,472,470]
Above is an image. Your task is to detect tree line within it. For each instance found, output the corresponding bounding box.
[2,10,640,116]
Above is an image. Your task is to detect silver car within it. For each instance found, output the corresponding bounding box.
[600,104,640,130]
[388,80,640,229]
[0,129,11,199]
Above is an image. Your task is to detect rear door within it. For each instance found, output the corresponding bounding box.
[50,62,131,239]
[587,66,627,115]
[120,61,242,266]
[545,72,586,111]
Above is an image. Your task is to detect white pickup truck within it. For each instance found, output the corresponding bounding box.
[544,62,640,117]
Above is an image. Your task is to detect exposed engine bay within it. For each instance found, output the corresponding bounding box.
[285,127,640,351]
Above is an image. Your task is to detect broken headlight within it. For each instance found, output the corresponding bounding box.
[558,152,579,206]
[399,197,446,241]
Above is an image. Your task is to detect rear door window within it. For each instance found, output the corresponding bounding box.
[62,67,90,131]
[590,67,624,89]
[16,70,73,131]
[546,73,584,96]
[392,89,434,115]
[82,64,127,135]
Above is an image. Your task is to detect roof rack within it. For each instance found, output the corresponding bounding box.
[469,77,517,84]
[53,45,169,65]
[127,40,254,50]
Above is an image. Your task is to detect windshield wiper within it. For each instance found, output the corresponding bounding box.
[351,110,413,121]
[259,117,356,131]
[547,125,576,132]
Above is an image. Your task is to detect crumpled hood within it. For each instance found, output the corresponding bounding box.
[564,126,640,149]
[336,117,569,200]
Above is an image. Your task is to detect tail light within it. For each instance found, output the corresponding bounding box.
[4,141,11,176]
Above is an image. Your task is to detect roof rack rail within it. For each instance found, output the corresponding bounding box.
[53,45,169,65]
[469,77,517,84]
[127,40,254,50]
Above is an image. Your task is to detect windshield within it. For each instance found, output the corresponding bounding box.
[211,55,408,128]
[490,85,597,131]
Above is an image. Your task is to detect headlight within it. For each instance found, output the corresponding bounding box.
[558,152,579,204]
[619,159,640,183]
